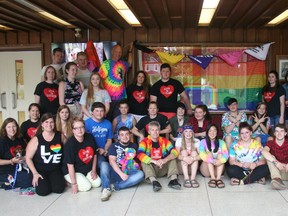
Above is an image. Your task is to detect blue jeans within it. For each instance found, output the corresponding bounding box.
[270,115,280,130]
[98,155,110,189]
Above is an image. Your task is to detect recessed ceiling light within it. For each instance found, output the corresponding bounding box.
[267,9,288,26]
[198,0,220,26]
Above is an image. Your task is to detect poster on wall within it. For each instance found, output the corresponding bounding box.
[139,46,266,111]
[15,60,24,99]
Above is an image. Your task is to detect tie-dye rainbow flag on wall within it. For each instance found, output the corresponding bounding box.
[140,46,266,110]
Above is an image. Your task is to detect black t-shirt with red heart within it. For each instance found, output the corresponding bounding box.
[34,81,59,115]
[126,84,150,115]
[151,78,185,113]
[262,85,285,117]
[62,133,98,176]
[20,119,39,143]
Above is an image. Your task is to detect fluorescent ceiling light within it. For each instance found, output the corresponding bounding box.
[16,0,72,26]
[198,0,220,26]
[0,24,13,30]
[39,11,72,26]
[107,0,141,26]
[267,9,288,26]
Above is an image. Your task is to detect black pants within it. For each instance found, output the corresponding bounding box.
[226,165,269,184]
[35,169,66,196]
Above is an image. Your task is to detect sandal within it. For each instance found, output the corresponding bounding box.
[208,179,217,188]
[183,179,192,188]
[230,178,244,186]
[256,177,266,185]
[190,180,199,188]
[216,179,225,188]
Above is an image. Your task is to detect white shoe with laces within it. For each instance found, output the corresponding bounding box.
[101,188,112,201]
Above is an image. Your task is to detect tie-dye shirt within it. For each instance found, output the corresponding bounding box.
[199,139,229,164]
[229,139,263,163]
[98,59,129,101]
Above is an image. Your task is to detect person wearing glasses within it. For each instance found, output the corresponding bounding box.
[63,117,101,194]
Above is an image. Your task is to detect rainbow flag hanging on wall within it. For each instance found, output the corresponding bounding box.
[141,46,266,110]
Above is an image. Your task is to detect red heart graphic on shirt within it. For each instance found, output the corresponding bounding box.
[133,90,145,103]
[263,92,275,102]
[78,147,94,164]
[44,88,58,102]
[27,127,37,138]
[160,85,174,98]
[10,145,23,157]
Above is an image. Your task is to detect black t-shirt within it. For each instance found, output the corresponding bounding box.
[135,114,169,136]
[0,136,26,173]
[126,84,150,115]
[34,81,59,115]
[20,119,39,143]
[262,85,285,116]
[151,78,185,113]
[33,132,63,172]
[62,133,98,175]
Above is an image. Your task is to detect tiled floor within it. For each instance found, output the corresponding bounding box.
[1,174,288,216]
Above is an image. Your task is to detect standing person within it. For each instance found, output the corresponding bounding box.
[150,63,192,119]
[35,66,60,115]
[131,101,171,141]
[262,70,285,129]
[55,105,73,144]
[137,121,181,192]
[101,127,144,201]
[199,124,228,188]
[80,72,111,120]
[63,118,101,194]
[221,98,247,148]
[85,102,113,190]
[227,122,269,186]
[126,71,151,122]
[59,62,84,118]
[40,47,64,83]
[262,124,288,190]
[26,113,66,196]
[112,99,136,142]
[75,51,91,89]
[248,102,271,146]
[282,73,288,128]
[175,125,201,188]
[20,103,41,143]
[169,102,189,145]
[189,104,212,140]
[0,118,32,189]
[98,43,133,121]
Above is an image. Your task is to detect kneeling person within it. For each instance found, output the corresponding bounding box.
[101,126,144,201]
[137,121,181,192]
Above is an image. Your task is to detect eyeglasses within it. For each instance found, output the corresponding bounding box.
[73,126,85,131]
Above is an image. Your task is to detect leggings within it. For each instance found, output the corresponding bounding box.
[226,165,269,184]
[35,169,66,196]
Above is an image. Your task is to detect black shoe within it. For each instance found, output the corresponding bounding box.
[168,179,181,190]
[152,181,162,192]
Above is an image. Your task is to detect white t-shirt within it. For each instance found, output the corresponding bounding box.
[175,137,200,150]
[76,68,91,89]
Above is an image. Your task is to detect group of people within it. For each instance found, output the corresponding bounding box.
[1,43,288,201]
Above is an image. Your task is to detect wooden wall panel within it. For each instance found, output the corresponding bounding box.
[41,31,52,65]
[222,28,232,42]
[209,28,221,42]
[160,28,172,43]
[173,28,184,42]
[18,31,29,44]
[29,32,41,44]
[88,29,100,41]
[99,29,112,41]
[184,28,197,43]
[52,30,64,42]
[6,32,17,44]
[112,29,124,45]
[234,29,244,42]
[246,29,256,43]
[257,29,269,43]
[64,29,76,42]
[136,28,148,42]
[282,30,288,54]
[148,28,160,43]
[123,28,134,47]
[0,32,6,45]
[197,28,209,42]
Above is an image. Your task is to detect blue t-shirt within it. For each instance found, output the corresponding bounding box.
[85,118,113,149]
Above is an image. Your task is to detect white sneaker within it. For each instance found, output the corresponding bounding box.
[101,188,112,201]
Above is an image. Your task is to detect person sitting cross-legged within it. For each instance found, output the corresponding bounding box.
[137,121,181,192]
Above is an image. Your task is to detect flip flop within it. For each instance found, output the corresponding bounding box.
[208,179,217,188]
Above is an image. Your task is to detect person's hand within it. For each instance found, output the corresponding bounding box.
[11,157,23,164]
[139,134,145,142]
[98,148,105,155]
[276,162,286,171]
[242,162,251,169]
[187,109,193,116]
[91,171,98,180]
[236,113,242,122]
[183,156,193,165]
[120,173,129,181]
[71,184,78,194]
[32,173,43,187]
[249,162,256,170]
[213,159,222,167]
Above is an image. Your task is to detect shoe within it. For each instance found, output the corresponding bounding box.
[168,179,181,190]
[152,181,162,192]
[101,188,112,201]
[271,178,287,190]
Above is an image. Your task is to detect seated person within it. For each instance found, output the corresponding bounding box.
[131,101,171,142]
[189,104,212,140]
[112,99,136,142]
[227,122,269,185]
[248,102,271,146]
[262,124,288,190]
[137,121,180,192]
[175,125,201,188]
[199,124,228,188]
[221,98,247,148]
[169,102,189,146]
[101,127,144,201]
[62,117,101,194]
